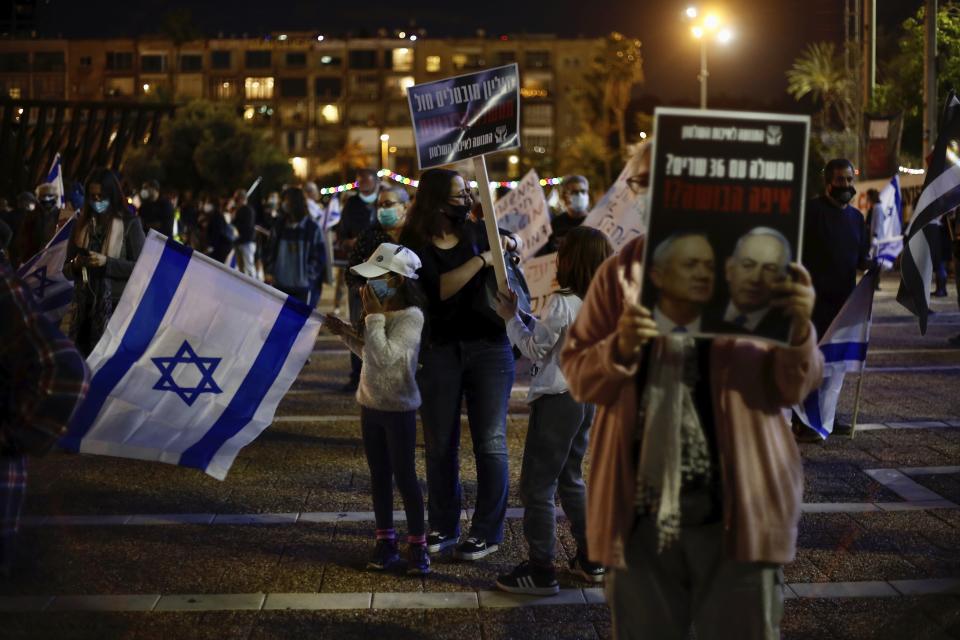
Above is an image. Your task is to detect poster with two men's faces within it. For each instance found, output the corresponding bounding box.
[641,108,810,346]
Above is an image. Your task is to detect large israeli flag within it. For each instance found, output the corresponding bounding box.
[61,231,322,480]
[872,174,903,269]
[16,217,75,321]
[794,269,879,438]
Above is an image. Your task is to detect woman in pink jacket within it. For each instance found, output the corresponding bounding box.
[560,236,823,640]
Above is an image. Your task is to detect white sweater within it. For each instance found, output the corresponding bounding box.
[506,292,582,403]
[341,306,424,412]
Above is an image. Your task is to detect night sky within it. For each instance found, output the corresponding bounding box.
[37,0,923,106]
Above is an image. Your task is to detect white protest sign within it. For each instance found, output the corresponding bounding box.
[494,169,553,260]
[522,252,558,316]
[583,139,652,253]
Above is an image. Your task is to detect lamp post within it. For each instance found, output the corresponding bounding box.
[685,7,734,109]
[380,133,390,171]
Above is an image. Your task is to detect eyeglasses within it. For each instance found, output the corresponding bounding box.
[449,190,473,202]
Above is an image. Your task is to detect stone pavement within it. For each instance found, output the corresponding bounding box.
[2,271,959,639]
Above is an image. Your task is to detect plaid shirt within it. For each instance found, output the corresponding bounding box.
[0,263,89,456]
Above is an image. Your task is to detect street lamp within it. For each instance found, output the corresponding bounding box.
[380,133,390,170]
[685,6,734,109]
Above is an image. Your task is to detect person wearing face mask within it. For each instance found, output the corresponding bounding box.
[537,175,591,256]
[137,179,175,239]
[801,159,871,338]
[64,168,145,356]
[797,158,871,440]
[1,193,38,267]
[263,187,326,304]
[341,186,411,391]
[201,196,236,264]
[10,184,62,269]
[398,168,520,562]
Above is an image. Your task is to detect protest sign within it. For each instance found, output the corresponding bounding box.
[522,253,559,316]
[583,140,652,252]
[494,169,552,259]
[407,64,520,170]
[640,108,810,345]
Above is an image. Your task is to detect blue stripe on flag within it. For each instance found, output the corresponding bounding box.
[178,296,311,473]
[802,389,829,439]
[61,239,193,451]
[38,287,74,312]
[820,341,868,364]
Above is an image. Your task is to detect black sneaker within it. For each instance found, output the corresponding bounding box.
[426,531,458,554]
[406,544,431,575]
[570,552,605,584]
[495,561,559,595]
[453,537,499,561]
[366,539,400,570]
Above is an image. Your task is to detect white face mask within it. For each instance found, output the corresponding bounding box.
[359,190,378,204]
[568,193,589,213]
[202,202,214,213]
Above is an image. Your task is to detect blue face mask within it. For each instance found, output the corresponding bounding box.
[368,278,396,302]
[359,190,378,204]
[377,206,400,228]
[91,200,110,214]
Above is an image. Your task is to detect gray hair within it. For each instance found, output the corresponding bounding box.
[652,232,710,268]
[380,185,410,203]
[561,175,589,194]
[732,226,792,265]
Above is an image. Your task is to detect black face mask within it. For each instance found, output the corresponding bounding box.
[39,198,58,211]
[829,185,856,205]
[444,203,472,223]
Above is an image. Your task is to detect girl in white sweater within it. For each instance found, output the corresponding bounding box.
[326,242,429,575]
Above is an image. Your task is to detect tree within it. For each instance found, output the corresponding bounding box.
[122,100,293,194]
[602,33,644,160]
[159,8,202,101]
[787,42,853,131]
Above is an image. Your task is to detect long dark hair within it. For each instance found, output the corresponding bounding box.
[281,186,309,223]
[557,226,613,299]
[82,167,126,220]
[399,168,459,249]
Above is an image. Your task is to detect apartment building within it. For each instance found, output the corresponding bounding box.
[0,32,602,181]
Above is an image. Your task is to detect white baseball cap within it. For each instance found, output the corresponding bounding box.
[350,242,421,280]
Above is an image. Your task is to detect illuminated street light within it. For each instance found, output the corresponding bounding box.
[380,133,390,170]
[684,6,735,109]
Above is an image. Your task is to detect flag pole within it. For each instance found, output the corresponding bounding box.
[473,155,508,292]
[850,269,878,440]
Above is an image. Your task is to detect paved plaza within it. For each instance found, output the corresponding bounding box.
[2,272,959,639]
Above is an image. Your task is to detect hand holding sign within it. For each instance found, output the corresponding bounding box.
[770,262,815,345]
[615,261,658,363]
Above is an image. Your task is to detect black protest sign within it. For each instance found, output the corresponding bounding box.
[407,64,520,170]
[641,108,810,345]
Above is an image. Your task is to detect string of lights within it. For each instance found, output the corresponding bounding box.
[317,170,565,195]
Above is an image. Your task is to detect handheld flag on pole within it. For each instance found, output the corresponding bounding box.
[43,153,65,209]
[871,174,903,270]
[246,176,263,199]
[16,217,75,321]
[897,91,960,334]
[794,269,879,439]
[60,231,322,480]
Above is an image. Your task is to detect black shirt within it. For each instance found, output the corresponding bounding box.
[537,210,586,256]
[139,198,176,238]
[234,204,256,244]
[338,194,377,241]
[802,195,870,300]
[412,220,507,346]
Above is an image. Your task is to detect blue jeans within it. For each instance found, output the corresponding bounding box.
[417,336,514,544]
[520,392,594,565]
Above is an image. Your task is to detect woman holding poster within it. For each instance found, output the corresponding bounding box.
[400,168,519,561]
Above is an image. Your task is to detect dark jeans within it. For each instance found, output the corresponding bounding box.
[417,336,514,544]
[348,287,362,383]
[360,407,425,537]
[520,392,594,565]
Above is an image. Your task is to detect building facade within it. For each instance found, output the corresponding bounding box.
[0,33,602,182]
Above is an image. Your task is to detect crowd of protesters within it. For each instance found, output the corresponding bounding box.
[2,155,958,640]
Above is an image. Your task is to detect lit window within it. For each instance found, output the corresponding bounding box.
[8,87,21,99]
[425,55,441,73]
[320,104,340,123]
[392,48,413,72]
[245,77,274,99]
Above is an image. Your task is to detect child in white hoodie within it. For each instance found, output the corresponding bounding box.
[326,242,429,575]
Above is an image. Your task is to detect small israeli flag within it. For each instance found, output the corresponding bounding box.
[872,175,903,269]
[323,194,341,230]
[61,231,322,480]
[16,217,75,321]
[44,152,66,209]
[794,269,879,438]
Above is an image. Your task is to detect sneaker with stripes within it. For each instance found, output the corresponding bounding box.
[495,561,559,596]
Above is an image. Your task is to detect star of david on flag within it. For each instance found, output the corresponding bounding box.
[17,217,75,321]
[152,340,223,406]
[61,231,323,480]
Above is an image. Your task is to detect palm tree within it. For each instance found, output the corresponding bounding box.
[160,9,201,101]
[602,33,644,161]
[787,42,854,131]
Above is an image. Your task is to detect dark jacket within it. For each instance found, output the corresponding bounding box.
[139,198,176,239]
[264,216,326,291]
